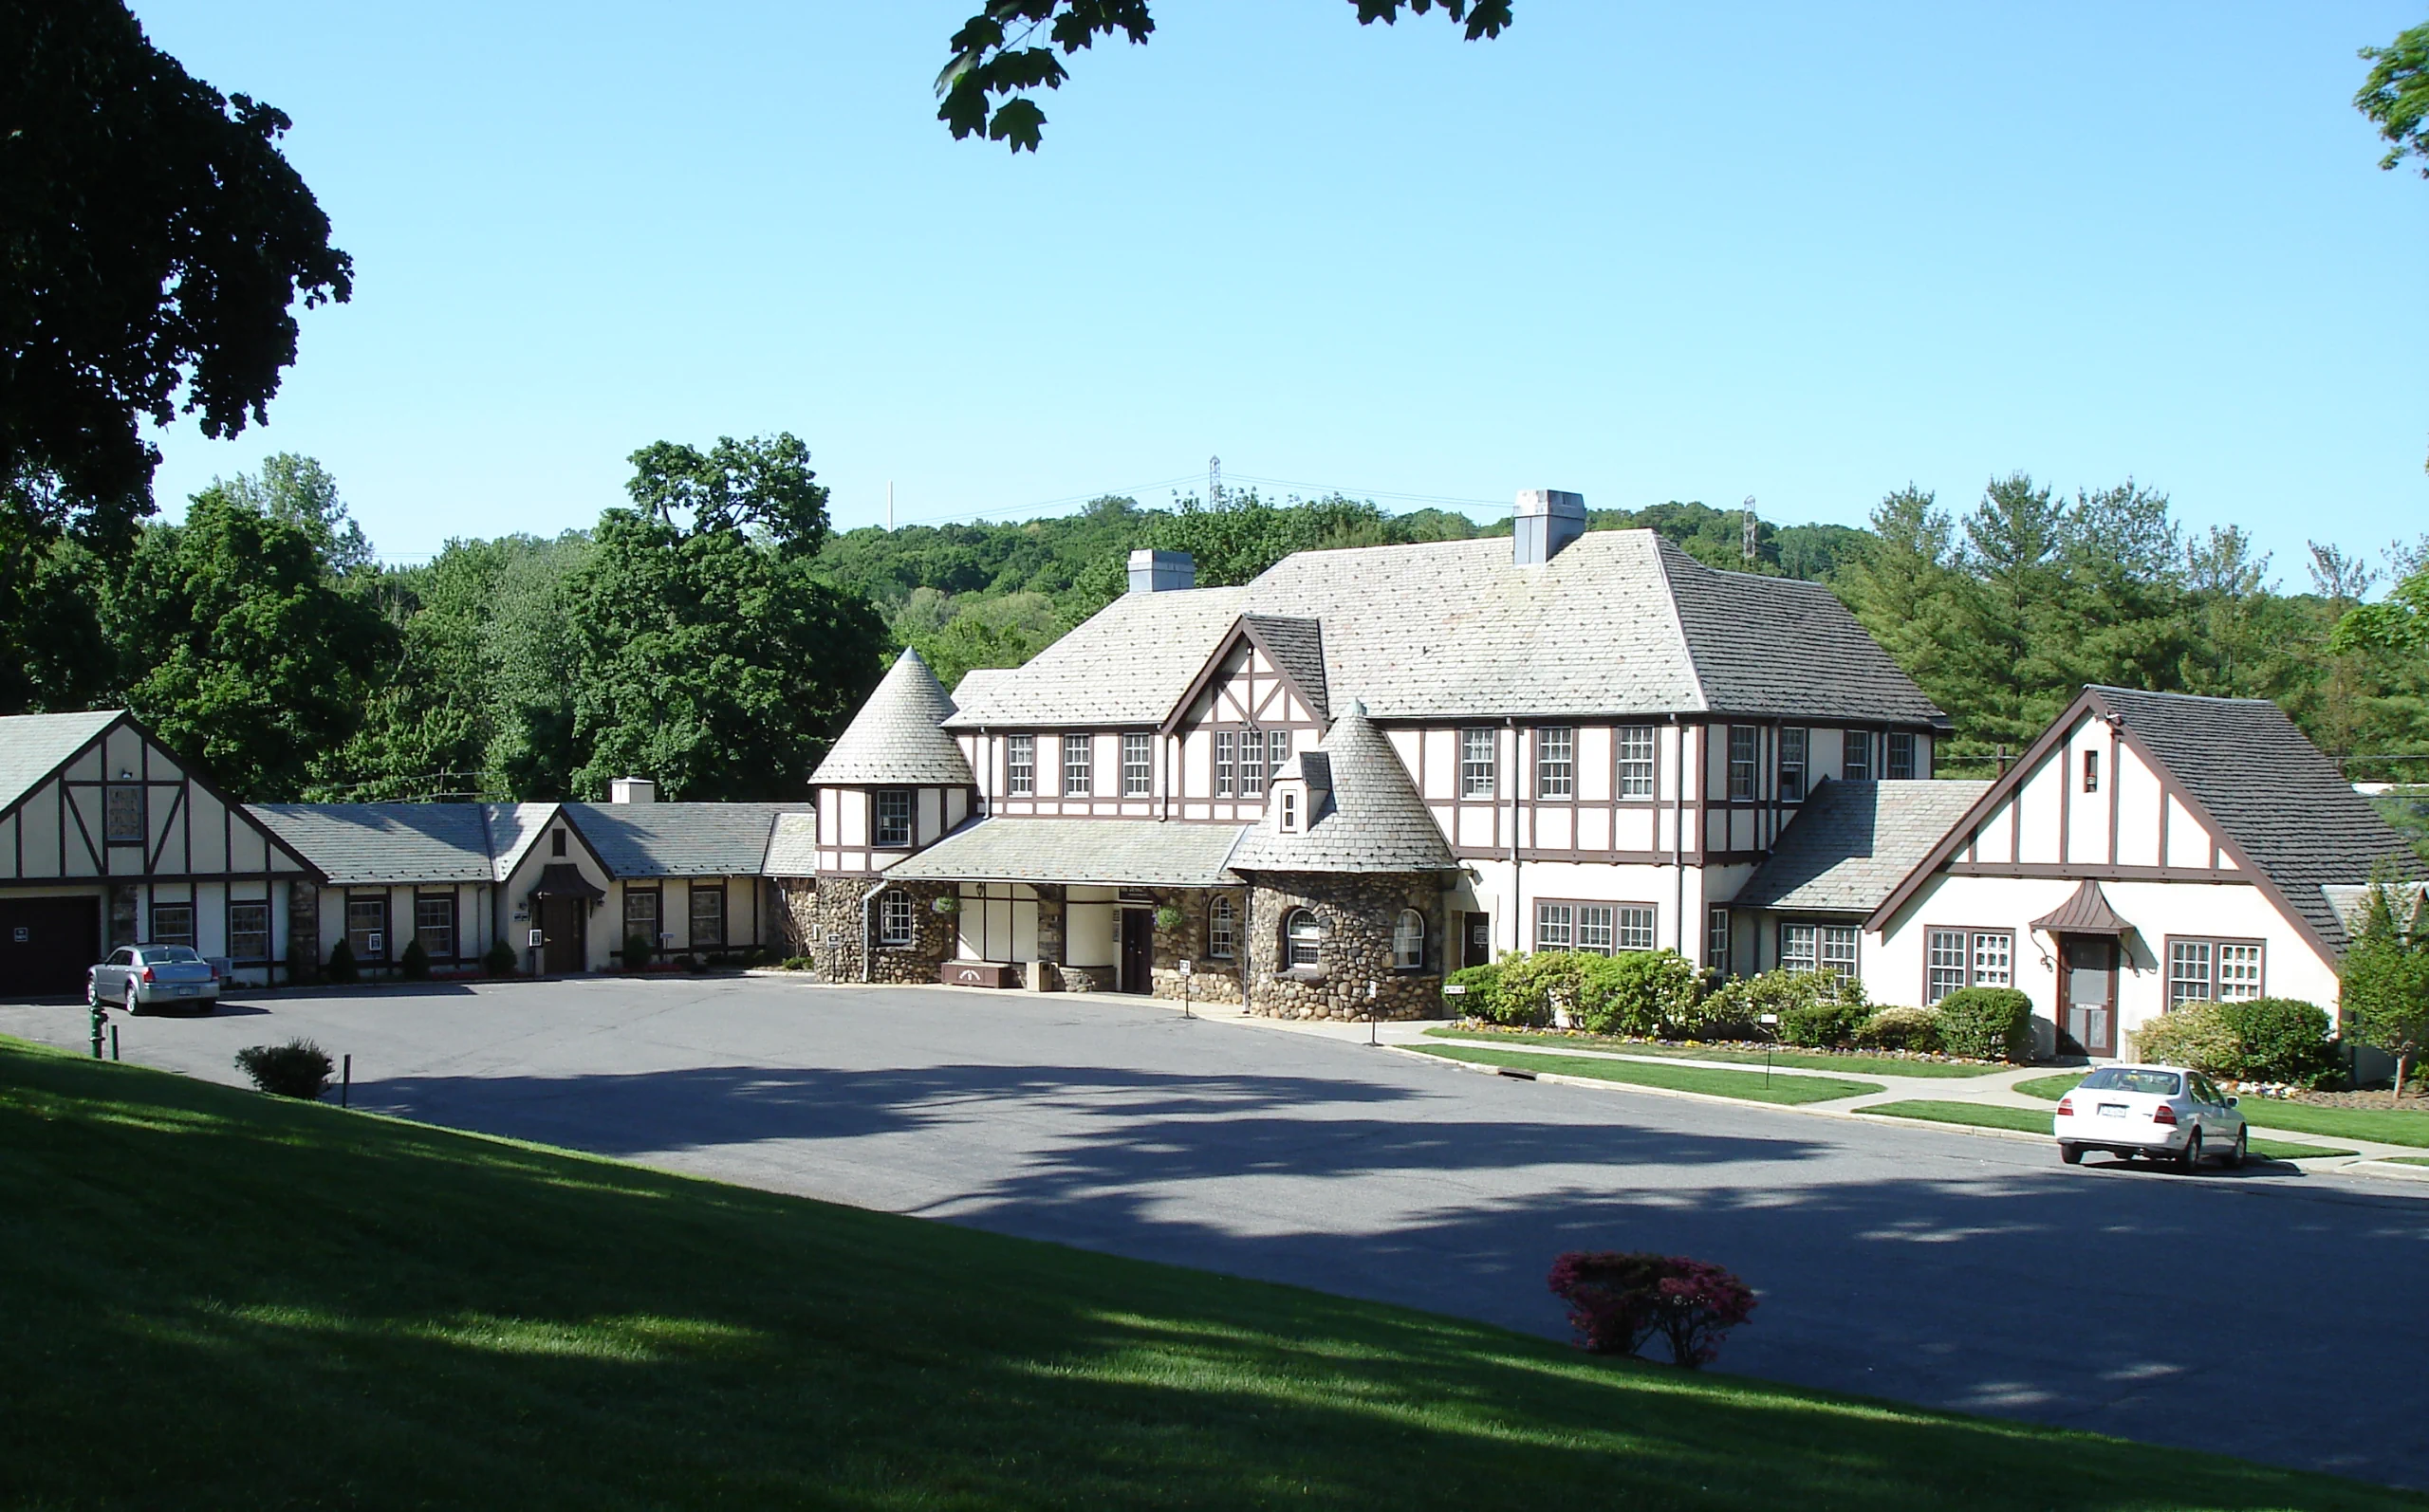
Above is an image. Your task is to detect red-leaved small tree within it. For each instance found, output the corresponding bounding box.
[1547,1251,1756,1369]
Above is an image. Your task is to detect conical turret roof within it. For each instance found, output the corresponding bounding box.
[1228,700,1458,874]
[811,649,974,786]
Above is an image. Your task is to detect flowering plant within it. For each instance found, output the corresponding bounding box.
[1546,1251,1756,1368]
[1152,904,1184,931]
[931,895,960,915]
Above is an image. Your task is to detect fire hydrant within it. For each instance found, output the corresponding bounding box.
[89,999,107,1060]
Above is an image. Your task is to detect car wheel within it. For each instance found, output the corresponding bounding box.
[2059,1142,2084,1165]
[2224,1127,2247,1170]
[85,979,100,1008]
[2178,1130,2204,1172]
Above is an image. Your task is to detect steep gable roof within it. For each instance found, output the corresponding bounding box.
[1230,701,1459,874]
[945,587,1254,728]
[812,649,974,785]
[0,710,126,817]
[1731,779,1991,913]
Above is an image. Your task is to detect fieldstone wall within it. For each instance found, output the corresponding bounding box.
[1143,887,1245,1006]
[1241,871,1444,1022]
[784,876,956,985]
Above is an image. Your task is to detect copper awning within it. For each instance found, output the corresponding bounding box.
[528,863,606,900]
[2031,879,2134,935]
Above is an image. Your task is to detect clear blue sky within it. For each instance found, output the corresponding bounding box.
[132,1,2428,584]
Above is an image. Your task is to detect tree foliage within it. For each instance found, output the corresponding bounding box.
[2341,882,2429,1097]
[2358,18,2429,177]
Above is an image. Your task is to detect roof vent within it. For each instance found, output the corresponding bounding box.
[609,776,658,804]
[1512,489,1586,565]
[1127,549,1196,593]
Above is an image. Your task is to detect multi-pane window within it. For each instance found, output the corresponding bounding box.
[1843,729,1871,780]
[1925,927,2013,1003]
[1122,732,1153,797]
[878,891,914,948]
[1268,728,1291,779]
[1239,730,1268,797]
[1461,728,1496,797]
[105,784,144,843]
[690,886,725,948]
[151,903,195,949]
[1535,727,1574,798]
[1779,728,1808,803]
[1284,909,1323,968]
[1617,907,1657,952]
[1214,730,1236,797]
[1063,734,1092,796]
[1279,790,1300,832]
[1538,901,1656,955]
[1007,734,1034,796]
[2217,942,2263,999]
[228,901,271,962]
[416,894,455,958]
[347,897,387,960]
[1820,925,1859,976]
[1574,905,1614,953]
[1727,726,1758,802]
[1617,726,1656,799]
[1707,907,1731,968]
[1534,902,1573,950]
[624,889,659,949]
[2169,938,2264,1005]
[1393,910,1425,970]
[1208,896,1238,959]
[1780,923,1817,973]
[876,789,913,846]
[1885,730,1917,780]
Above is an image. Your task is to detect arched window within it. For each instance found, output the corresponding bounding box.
[1208,895,1238,960]
[1284,908,1323,968]
[1393,909,1425,970]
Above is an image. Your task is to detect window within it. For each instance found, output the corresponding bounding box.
[1574,905,1614,953]
[416,895,455,959]
[1214,730,1236,797]
[1842,729,1870,781]
[1728,726,1757,802]
[690,885,725,948]
[551,828,568,857]
[1886,730,1917,780]
[228,901,270,962]
[1821,925,1859,976]
[1284,909,1323,968]
[1239,729,1267,797]
[1617,726,1656,799]
[878,891,914,948]
[1461,728,1496,797]
[1208,896,1237,959]
[151,903,195,949]
[1535,727,1574,798]
[1617,907,1657,952]
[2169,937,2265,1005]
[1535,902,1572,950]
[625,888,659,947]
[876,789,913,846]
[1707,907,1731,968]
[1122,732,1153,797]
[105,784,144,843]
[1268,728,1290,779]
[1925,927,2013,1004]
[1393,909,1425,970]
[346,897,387,960]
[1063,735,1092,796]
[1780,923,1817,973]
[1779,728,1808,803]
[1007,734,1034,796]
[2083,749,2100,793]
[1279,790,1299,832]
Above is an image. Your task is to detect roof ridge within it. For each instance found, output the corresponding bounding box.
[1644,536,1715,715]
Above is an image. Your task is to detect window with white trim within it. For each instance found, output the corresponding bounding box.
[1534,902,1572,950]
[1707,907,1731,968]
[1239,729,1268,797]
[1122,732,1153,797]
[228,901,271,962]
[1784,923,1857,976]
[879,891,915,948]
[1268,728,1290,781]
[2169,937,2264,1005]
[1393,909,1424,970]
[1617,726,1656,799]
[689,886,725,948]
[876,789,913,846]
[1461,728,1496,797]
[416,894,456,958]
[1727,727,1758,802]
[1779,728,1808,803]
[1208,896,1237,959]
[1820,925,1858,976]
[1574,904,1614,953]
[1063,735,1092,797]
[1214,730,1236,797]
[1617,906,1657,952]
[1925,927,2013,1003]
[1842,729,1870,780]
[1885,730,1917,780]
[1284,909,1322,968]
[1535,727,1574,798]
[1007,734,1034,796]
[1279,790,1299,832]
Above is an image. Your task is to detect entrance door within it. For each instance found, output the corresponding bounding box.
[543,896,584,975]
[1462,912,1493,970]
[1118,909,1154,995]
[2059,934,2118,1057]
[0,896,102,996]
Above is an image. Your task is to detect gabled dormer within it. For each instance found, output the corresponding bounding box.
[809,650,976,876]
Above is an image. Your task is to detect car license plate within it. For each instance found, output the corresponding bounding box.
[2098,1104,2127,1118]
[173,986,197,996]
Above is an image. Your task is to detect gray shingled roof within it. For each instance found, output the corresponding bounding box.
[1230,701,1461,874]
[563,802,811,878]
[879,818,1249,888]
[1732,779,1991,913]
[2095,686,2424,952]
[0,710,122,816]
[485,802,561,881]
[813,649,974,786]
[251,803,499,884]
[1241,616,1328,720]
[951,667,1012,707]
[945,587,1254,728]
[762,811,818,877]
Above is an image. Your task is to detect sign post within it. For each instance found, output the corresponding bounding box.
[1758,1011,1780,1087]
[1177,958,1193,1019]
[1366,979,1379,1046]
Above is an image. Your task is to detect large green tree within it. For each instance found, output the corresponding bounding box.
[2358,16,2429,177]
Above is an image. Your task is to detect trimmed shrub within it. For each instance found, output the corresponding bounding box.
[1778,995,1871,1048]
[2212,998,2335,1084]
[483,937,518,977]
[324,938,360,986]
[1547,1251,1757,1369]
[1443,962,1504,1020]
[399,938,431,981]
[622,931,654,968]
[2131,1002,2238,1074]
[1495,951,1585,1027]
[234,1039,333,1099]
[1856,1005,1941,1053]
[1935,986,2034,1061]
[1708,968,1864,1044]
[1574,950,1703,1038]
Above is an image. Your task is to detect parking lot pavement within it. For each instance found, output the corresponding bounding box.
[7,976,2427,1488]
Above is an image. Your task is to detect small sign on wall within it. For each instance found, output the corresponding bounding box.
[528,929,545,949]
[365,932,383,957]
[11,927,27,944]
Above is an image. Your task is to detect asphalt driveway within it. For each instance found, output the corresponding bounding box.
[7,976,2426,1488]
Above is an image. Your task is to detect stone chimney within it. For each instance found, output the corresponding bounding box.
[609,776,658,804]
[1512,489,1586,565]
[1127,548,1196,593]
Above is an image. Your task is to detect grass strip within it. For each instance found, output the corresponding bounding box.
[1855,1100,2354,1159]
[1414,1043,1882,1104]
[2010,1073,2429,1148]
[2376,1155,2429,1168]
[1424,1024,2007,1079]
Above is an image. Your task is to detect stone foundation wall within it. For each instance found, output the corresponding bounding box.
[786,876,956,985]
[1242,872,1443,1022]
[1143,887,1246,1006]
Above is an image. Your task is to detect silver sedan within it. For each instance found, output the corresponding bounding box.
[88,945,221,1014]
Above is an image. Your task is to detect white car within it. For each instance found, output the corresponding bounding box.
[88,945,221,1014]
[2055,1063,2248,1171]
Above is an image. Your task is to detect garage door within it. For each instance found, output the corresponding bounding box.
[0,896,102,997]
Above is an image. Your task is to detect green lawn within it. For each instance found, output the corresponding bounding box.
[2383,1155,2429,1168]
[1414,1044,1883,1105]
[2011,1073,2429,1148]
[1425,1025,2008,1079]
[1855,1099,2355,1159]
[3,1041,2418,1512]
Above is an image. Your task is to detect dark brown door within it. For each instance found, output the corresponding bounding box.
[543,897,584,974]
[2059,935,2117,1057]
[0,896,102,996]
[1119,909,1153,995]
[1462,912,1493,970]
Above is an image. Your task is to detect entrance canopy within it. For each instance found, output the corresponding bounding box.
[880,819,1247,890]
[528,862,606,900]
[2030,879,2134,935]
